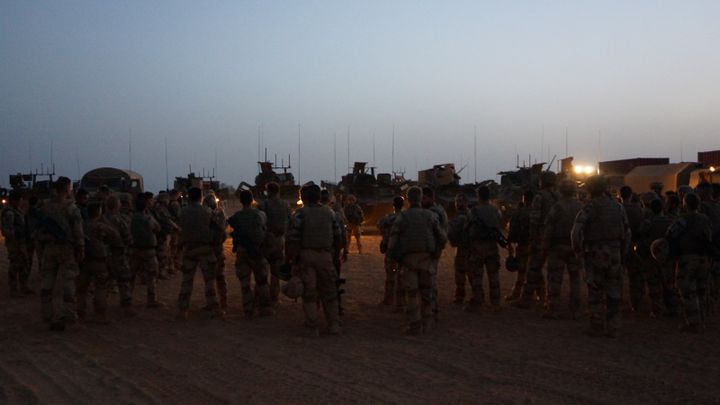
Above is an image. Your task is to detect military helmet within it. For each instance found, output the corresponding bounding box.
[505,255,520,272]
[558,179,577,197]
[584,175,607,195]
[202,193,218,209]
[540,171,557,188]
[651,238,670,263]
[282,275,304,299]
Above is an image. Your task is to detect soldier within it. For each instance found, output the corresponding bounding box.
[636,198,677,317]
[168,189,183,275]
[75,188,90,221]
[697,182,720,312]
[515,171,559,308]
[343,194,364,254]
[25,195,43,278]
[464,186,503,312]
[229,190,273,318]
[666,194,681,219]
[257,182,291,306]
[130,193,164,308]
[422,187,448,320]
[153,192,180,279]
[177,187,222,319]
[571,175,631,337]
[37,177,85,331]
[377,196,406,307]
[203,193,228,310]
[541,180,583,319]
[286,184,343,335]
[666,193,712,332]
[650,182,664,199]
[387,186,446,334]
[1,190,32,297]
[506,190,533,301]
[104,195,135,315]
[76,201,119,323]
[447,193,471,305]
[620,186,645,313]
[323,190,349,314]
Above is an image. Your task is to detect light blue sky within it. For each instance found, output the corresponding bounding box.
[2,1,719,191]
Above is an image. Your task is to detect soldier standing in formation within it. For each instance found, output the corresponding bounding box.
[377,196,405,307]
[38,177,85,331]
[286,184,343,335]
[571,175,630,337]
[464,186,503,312]
[229,190,274,318]
[515,172,558,308]
[1,190,32,297]
[322,190,349,314]
[204,193,228,310]
[104,195,136,315]
[25,195,42,279]
[447,193,471,305]
[697,182,720,311]
[620,186,646,313]
[176,187,222,319]
[542,180,583,319]
[506,190,533,301]
[258,182,291,306]
[168,189,183,275]
[130,193,163,309]
[666,193,712,332]
[422,187,448,321]
[153,192,180,280]
[387,186,446,334]
[343,194,364,254]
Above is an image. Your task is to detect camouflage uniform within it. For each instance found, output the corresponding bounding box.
[228,207,271,317]
[387,206,446,333]
[344,202,364,253]
[76,217,119,320]
[542,195,583,317]
[287,202,343,333]
[518,189,558,305]
[331,202,349,313]
[572,193,630,336]
[177,201,220,313]
[168,197,183,274]
[699,199,720,313]
[130,210,162,305]
[667,211,712,328]
[209,204,228,309]
[623,200,646,312]
[37,197,85,324]
[378,209,405,307]
[25,202,43,279]
[465,203,503,309]
[427,204,448,317]
[258,196,291,305]
[636,212,677,316]
[105,210,134,308]
[153,200,179,278]
[507,204,531,300]
[2,205,30,295]
[447,207,471,304]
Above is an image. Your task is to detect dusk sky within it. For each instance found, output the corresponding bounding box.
[2,1,719,191]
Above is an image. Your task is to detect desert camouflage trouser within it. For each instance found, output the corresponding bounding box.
[521,239,547,303]
[638,256,676,316]
[40,243,79,323]
[169,233,182,273]
[130,248,159,303]
[262,233,285,304]
[510,242,530,297]
[677,254,711,326]
[156,236,170,276]
[453,247,472,303]
[584,243,623,333]
[383,255,405,307]
[297,249,339,329]
[108,248,133,307]
[401,252,434,332]
[467,242,500,307]
[5,240,29,292]
[76,258,110,317]
[178,245,218,310]
[235,249,270,315]
[546,243,582,313]
[213,243,227,308]
[347,224,362,253]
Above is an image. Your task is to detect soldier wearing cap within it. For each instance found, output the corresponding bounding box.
[572,175,631,337]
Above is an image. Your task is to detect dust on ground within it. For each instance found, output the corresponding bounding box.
[0,235,718,404]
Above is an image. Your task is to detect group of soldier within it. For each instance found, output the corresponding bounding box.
[2,172,718,337]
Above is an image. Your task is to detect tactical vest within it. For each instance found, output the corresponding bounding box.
[260,198,289,235]
[637,214,673,256]
[583,196,625,242]
[379,212,399,240]
[300,205,335,249]
[211,209,228,244]
[131,213,157,249]
[344,204,364,225]
[180,204,212,245]
[429,205,448,232]
[467,205,500,242]
[508,206,531,243]
[42,199,81,244]
[84,220,109,258]
[230,208,265,246]
[623,202,644,240]
[551,198,583,242]
[1,207,25,240]
[106,213,132,247]
[398,208,435,254]
[676,212,712,255]
[447,210,469,248]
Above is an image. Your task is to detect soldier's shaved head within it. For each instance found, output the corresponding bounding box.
[407,186,422,206]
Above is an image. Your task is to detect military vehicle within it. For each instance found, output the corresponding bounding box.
[417,163,480,217]
[239,159,301,209]
[8,167,58,199]
[174,170,221,196]
[80,167,144,197]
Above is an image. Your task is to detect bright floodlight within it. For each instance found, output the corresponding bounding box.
[583,166,595,175]
[573,166,584,174]
[711,166,716,172]
[296,199,303,206]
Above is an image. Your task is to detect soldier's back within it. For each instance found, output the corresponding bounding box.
[180,204,212,245]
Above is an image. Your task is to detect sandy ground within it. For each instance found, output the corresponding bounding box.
[0,234,719,404]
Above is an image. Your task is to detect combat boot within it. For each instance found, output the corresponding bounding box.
[323,299,341,335]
